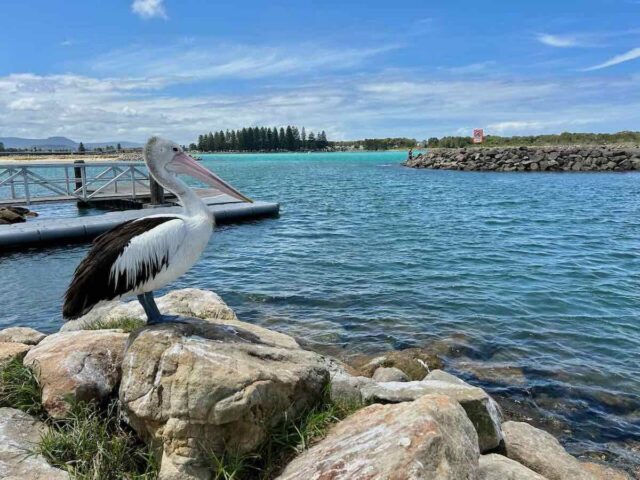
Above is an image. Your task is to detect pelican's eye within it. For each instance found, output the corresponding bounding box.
[172,147,179,152]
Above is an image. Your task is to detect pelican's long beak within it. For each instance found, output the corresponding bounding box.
[170,152,253,203]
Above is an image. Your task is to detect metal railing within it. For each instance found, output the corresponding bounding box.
[0,161,152,205]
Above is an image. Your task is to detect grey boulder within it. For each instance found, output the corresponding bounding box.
[372,366,409,382]
[362,369,503,452]
[0,327,46,345]
[502,421,597,480]
[0,407,69,480]
[61,288,237,331]
[479,453,547,479]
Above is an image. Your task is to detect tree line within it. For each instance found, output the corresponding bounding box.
[195,126,329,152]
[332,137,417,151]
[427,131,640,148]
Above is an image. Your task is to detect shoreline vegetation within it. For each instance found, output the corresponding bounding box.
[0,289,636,479]
[2,131,640,160]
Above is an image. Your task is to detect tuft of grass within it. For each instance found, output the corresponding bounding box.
[205,393,361,480]
[0,357,44,416]
[208,450,260,480]
[84,317,146,333]
[37,400,158,480]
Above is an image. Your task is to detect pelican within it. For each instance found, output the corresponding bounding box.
[63,137,251,324]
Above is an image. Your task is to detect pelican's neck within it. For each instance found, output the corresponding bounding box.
[155,171,212,220]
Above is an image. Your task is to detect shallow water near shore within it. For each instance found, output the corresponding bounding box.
[1,151,639,469]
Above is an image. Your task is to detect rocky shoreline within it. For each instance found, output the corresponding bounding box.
[0,289,635,479]
[405,145,640,172]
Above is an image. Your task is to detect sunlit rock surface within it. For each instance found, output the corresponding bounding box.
[277,394,479,480]
[23,329,127,417]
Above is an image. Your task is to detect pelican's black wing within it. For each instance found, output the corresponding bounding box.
[63,216,184,319]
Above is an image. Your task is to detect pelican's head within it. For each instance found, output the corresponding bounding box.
[144,136,252,202]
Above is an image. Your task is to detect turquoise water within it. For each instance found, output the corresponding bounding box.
[1,152,639,467]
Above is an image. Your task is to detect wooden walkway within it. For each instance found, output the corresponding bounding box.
[0,161,280,250]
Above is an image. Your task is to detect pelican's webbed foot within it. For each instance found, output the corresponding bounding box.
[138,292,187,325]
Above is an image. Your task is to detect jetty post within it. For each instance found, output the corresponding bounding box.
[150,177,165,205]
[73,160,85,194]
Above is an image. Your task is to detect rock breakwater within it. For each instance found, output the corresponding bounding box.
[405,145,640,172]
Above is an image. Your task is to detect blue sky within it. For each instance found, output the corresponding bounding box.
[1,0,639,143]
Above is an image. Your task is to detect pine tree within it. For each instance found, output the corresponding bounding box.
[78,142,86,153]
[301,127,306,149]
[308,132,316,150]
[285,126,294,151]
[318,131,328,150]
[292,127,301,151]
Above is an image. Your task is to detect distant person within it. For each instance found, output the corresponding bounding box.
[408,148,413,161]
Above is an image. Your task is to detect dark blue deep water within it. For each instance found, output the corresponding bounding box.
[1,152,639,468]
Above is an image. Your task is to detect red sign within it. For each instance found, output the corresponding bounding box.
[473,128,484,144]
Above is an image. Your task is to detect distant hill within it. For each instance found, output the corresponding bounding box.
[0,136,142,150]
[85,141,143,149]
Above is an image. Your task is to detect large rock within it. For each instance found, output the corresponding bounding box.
[328,370,373,405]
[362,370,503,452]
[0,342,31,364]
[0,407,69,479]
[502,421,597,480]
[277,394,479,480]
[119,317,329,480]
[351,346,445,380]
[0,327,46,346]
[0,208,25,224]
[581,461,632,480]
[23,330,128,417]
[479,453,547,479]
[372,366,409,382]
[61,288,237,331]
[319,355,372,405]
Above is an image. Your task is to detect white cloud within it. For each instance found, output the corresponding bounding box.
[8,97,42,111]
[443,61,496,74]
[583,47,640,71]
[537,34,581,48]
[486,119,593,134]
[1,67,639,142]
[60,39,74,47]
[131,0,167,19]
[91,42,398,82]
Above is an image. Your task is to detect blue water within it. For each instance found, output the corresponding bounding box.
[1,152,639,468]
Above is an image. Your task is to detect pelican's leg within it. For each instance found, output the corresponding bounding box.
[141,291,183,324]
[138,292,163,324]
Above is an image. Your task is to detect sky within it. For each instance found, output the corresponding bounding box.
[1,0,639,144]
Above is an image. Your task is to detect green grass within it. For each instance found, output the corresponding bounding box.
[205,395,361,480]
[1,357,157,479]
[37,400,158,480]
[0,357,44,416]
[84,317,146,333]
